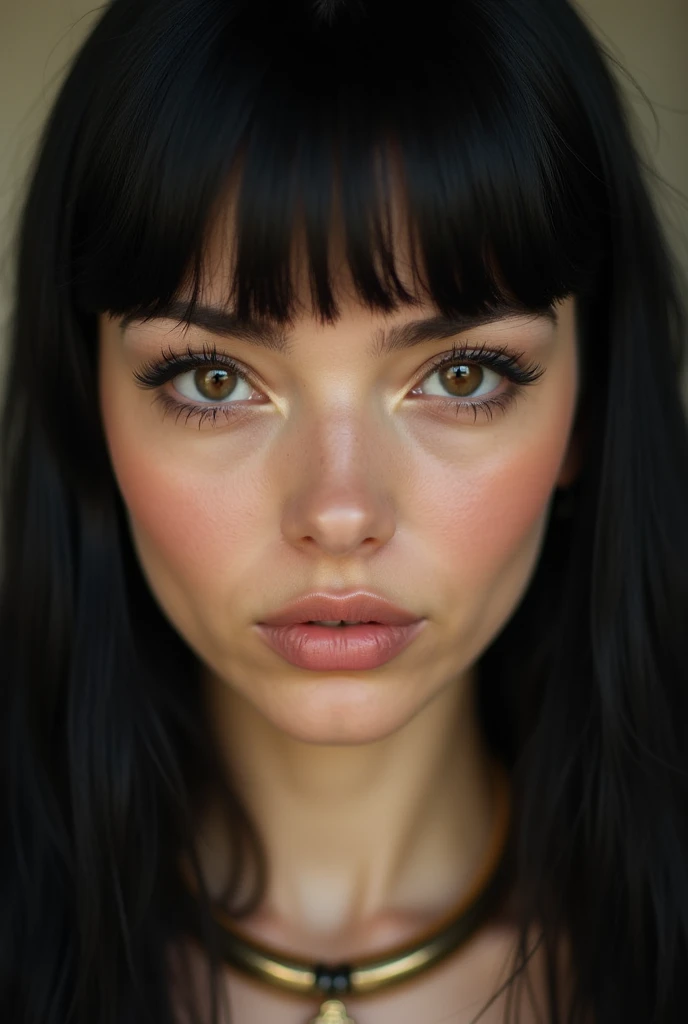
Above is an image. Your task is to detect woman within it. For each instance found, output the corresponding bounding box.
[1,0,687,1021]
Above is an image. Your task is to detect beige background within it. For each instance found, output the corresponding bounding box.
[0,0,687,353]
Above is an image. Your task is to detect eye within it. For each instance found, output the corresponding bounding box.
[132,342,267,428]
[407,343,545,422]
[173,364,256,404]
[414,359,502,401]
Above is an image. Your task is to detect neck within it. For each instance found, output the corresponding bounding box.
[195,666,501,960]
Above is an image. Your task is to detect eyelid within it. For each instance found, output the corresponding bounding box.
[132,338,545,428]
[135,339,535,383]
[413,341,544,387]
[132,342,263,391]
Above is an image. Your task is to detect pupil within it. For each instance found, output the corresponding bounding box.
[195,368,235,401]
[442,364,481,397]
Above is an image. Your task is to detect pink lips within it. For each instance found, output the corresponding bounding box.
[254,590,426,671]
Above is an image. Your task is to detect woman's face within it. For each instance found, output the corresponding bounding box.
[98,249,579,745]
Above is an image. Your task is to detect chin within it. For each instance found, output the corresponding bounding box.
[258,678,422,745]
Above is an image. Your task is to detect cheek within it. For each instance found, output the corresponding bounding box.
[412,453,554,623]
[429,354,577,581]
[458,448,558,564]
[99,365,264,599]
[108,449,263,592]
[415,397,575,650]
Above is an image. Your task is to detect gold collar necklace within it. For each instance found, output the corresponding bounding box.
[180,761,512,1024]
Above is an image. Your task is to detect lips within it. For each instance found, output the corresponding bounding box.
[256,620,426,671]
[257,590,421,628]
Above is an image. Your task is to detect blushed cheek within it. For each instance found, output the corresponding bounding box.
[98,370,261,604]
[111,450,262,595]
[423,416,573,645]
[461,453,557,568]
[459,359,578,587]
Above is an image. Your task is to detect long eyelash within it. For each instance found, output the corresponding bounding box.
[418,341,545,421]
[132,341,249,389]
[421,341,545,388]
[132,339,545,427]
[133,341,257,429]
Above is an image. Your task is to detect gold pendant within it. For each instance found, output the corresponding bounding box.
[309,998,356,1024]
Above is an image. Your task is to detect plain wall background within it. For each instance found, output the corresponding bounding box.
[1,0,687,353]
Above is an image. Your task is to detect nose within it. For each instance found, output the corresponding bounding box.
[280,417,397,559]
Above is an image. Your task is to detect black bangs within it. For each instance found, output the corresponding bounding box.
[71,0,609,331]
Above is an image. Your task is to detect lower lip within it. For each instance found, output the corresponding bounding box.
[254,621,426,671]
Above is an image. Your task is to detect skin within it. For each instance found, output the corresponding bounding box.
[98,231,580,1021]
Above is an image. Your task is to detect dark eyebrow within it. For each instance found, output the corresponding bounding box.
[120,300,558,355]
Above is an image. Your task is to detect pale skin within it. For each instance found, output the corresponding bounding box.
[98,233,580,1021]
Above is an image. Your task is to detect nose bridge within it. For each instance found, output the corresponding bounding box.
[279,403,397,557]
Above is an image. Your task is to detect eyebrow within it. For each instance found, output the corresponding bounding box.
[120,299,557,356]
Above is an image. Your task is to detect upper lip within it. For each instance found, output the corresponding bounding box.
[257,590,423,627]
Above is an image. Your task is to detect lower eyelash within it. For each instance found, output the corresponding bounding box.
[153,383,521,428]
[153,392,247,429]
[433,391,519,422]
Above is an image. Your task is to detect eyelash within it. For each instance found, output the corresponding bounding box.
[132,341,545,429]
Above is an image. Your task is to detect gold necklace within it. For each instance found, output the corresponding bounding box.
[180,761,511,1024]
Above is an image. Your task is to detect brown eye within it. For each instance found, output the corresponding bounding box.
[417,358,501,401]
[171,364,255,404]
[193,367,238,402]
[438,363,484,397]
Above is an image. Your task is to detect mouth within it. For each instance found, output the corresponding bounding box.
[254,618,427,672]
[255,590,426,670]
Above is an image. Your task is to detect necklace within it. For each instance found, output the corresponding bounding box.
[179,760,511,1024]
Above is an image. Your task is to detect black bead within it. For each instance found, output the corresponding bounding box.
[313,963,352,994]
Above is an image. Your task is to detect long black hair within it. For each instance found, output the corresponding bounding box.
[2,0,687,1021]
